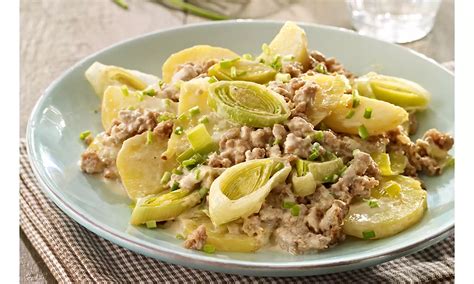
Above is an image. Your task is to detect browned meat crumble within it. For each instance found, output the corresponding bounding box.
[184,225,207,250]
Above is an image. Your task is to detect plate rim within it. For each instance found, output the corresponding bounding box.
[25,19,454,275]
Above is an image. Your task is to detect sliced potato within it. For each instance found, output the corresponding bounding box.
[343,176,427,239]
[101,86,177,131]
[323,94,409,135]
[161,45,239,83]
[85,62,159,98]
[258,21,310,69]
[116,131,177,200]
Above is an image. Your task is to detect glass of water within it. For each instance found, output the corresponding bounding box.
[346,0,442,43]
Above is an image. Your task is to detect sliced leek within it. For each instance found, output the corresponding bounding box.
[355,72,431,110]
[292,158,344,196]
[209,159,291,225]
[208,81,290,127]
[208,59,277,84]
[371,152,408,176]
[130,189,201,225]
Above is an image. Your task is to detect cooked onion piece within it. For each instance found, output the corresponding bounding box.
[209,159,291,226]
[208,81,290,127]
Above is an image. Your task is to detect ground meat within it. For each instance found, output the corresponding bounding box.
[286,117,314,138]
[330,151,380,204]
[153,120,174,138]
[272,124,287,142]
[267,77,305,102]
[309,50,354,79]
[387,127,454,176]
[157,83,180,101]
[107,109,158,144]
[291,81,318,118]
[284,133,312,158]
[281,61,304,78]
[80,151,106,174]
[245,148,266,160]
[171,60,217,83]
[183,225,207,250]
[408,111,418,135]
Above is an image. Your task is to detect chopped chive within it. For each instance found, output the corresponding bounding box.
[270,55,282,71]
[164,98,171,107]
[358,125,369,140]
[172,167,183,175]
[219,57,239,68]
[352,96,360,108]
[170,181,180,191]
[198,116,209,124]
[182,158,197,169]
[127,106,137,110]
[345,109,355,119]
[290,205,300,216]
[174,126,184,135]
[189,106,201,117]
[242,53,253,60]
[272,139,281,146]
[176,234,185,240]
[315,63,328,74]
[275,73,291,83]
[445,157,455,168]
[121,85,129,96]
[143,88,157,97]
[362,230,376,239]
[368,199,379,208]
[199,187,209,198]
[364,107,373,119]
[261,43,271,55]
[160,171,171,185]
[282,201,296,209]
[79,130,91,140]
[230,66,237,78]
[146,130,153,145]
[194,168,201,180]
[312,131,324,142]
[208,76,218,83]
[158,80,164,89]
[178,113,188,122]
[136,92,144,101]
[112,0,128,10]
[146,221,157,229]
[158,113,175,122]
[308,149,320,161]
[202,244,216,254]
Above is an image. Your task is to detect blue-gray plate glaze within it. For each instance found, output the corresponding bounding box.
[26,20,454,277]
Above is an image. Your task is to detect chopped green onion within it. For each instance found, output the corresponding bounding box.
[121,85,129,96]
[178,113,188,122]
[176,234,185,240]
[230,66,237,78]
[282,201,296,209]
[145,130,153,145]
[272,139,281,146]
[352,96,360,108]
[208,76,218,83]
[174,126,184,135]
[261,43,271,55]
[290,205,300,216]
[182,158,197,169]
[364,107,373,119]
[79,130,91,140]
[112,0,128,10]
[136,92,144,101]
[158,80,164,89]
[362,230,376,239]
[202,244,216,254]
[368,199,379,208]
[127,106,137,110]
[242,53,253,60]
[194,168,201,180]
[198,116,209,124]
[158,113,175,122]
[160,171,171,185]
[270,55,282,71]
[275,73,291,83]
[315,63,328,74]
[358,125,369,140]
[345,109,355,119]
[170,181,180,191]
[308,149,320,161]
[312,131,324,142]
[143,88,157,97]
[188,106,201,117]
[198,187,209,198]
[177,148,195,163]
[219,57,239,68]
[146,221,157,229]
[172,167,183,175]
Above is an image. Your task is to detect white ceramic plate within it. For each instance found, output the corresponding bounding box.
[27,20,454,277]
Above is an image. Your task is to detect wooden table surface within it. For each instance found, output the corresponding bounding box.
[20,0,453,282]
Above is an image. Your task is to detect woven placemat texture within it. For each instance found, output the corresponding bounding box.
[19,140,454,283]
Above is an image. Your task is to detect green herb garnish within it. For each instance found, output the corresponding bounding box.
[363,230,376,239]
[79,130,91,141]
[146,221,157,229]
[364,107,373,119]
[358,124,369,140]
[146,130,153,145]
[160,171,171,185]
[345,109,355,119]
[202,244,216,254]
[290,205,300,216]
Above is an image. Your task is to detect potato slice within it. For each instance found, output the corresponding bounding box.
[101,86,177,131]
[259,21,311,69]
[116,131,177,200]
[85,62,159,98]
[161,45,239,83]
[323,94,408,135]
[343,176,427,239]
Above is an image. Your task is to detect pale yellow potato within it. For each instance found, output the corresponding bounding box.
[85,62,159,98]
[161,45,239,83]
[343,176,427,239]
[323,94,408,135]
[259,21,311,69]
[101,86,177,131]
[116,131,177,200]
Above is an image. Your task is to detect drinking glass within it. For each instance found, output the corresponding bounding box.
[346,0,442,43]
